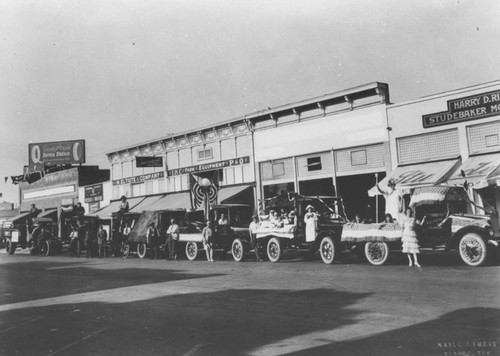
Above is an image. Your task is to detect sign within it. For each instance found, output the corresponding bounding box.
[136,156,163,168]
[168,156,250,176]
[84,184,103,203]
[113,171,164,186]
[89,202,100,213]
[29,140,86,171]
[422,90,500,128]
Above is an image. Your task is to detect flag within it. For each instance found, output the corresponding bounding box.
[189,174,204,210]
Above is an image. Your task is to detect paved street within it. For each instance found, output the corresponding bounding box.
[0,250,499,356]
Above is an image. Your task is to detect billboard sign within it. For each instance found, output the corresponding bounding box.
[136,156,163,168]
[167,156,250,176]
[29,140,86,171]
[84,183,103,203]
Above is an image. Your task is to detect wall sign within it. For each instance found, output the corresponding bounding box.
[422,90,500,128]
[136,156,163,168]
[113,171,164,186]
[89,202,100,213]
[84,183,103,203]
[167,156,250,176]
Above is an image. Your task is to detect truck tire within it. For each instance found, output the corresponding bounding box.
[121,242,130,258]
[320,236,335,265]
[231,238,245,262]
[185,241,198,261]
[267,237,281,263]
[6,239,16,255]
[40,240,51,257]
[137,243,147,259]
[28,239,37,255]
[365,241,389,266]
[459,232,488,267]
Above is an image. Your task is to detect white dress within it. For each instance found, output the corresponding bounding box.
[304,212,318,242]
[401,216,420,254]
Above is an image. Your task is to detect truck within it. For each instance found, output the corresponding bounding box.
[254,195,346,264]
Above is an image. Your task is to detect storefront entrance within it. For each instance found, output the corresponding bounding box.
[336,172,385,222]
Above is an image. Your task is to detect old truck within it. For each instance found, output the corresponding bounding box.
[254,195,346,264]
[341,186,500,266]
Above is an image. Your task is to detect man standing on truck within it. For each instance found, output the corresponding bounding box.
[376,178,404,222]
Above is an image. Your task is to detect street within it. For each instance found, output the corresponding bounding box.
[0,251,499,356]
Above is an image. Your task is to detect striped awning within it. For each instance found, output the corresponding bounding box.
[447,153,500,189]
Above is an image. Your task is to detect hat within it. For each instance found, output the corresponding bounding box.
[387,178,396,186]
[251,215,258,219]
[288,210,296,217]
[305,205,314,211]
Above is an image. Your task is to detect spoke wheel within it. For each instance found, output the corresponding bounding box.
[28,239,37,255]
[459,233,487,267]
[121,242,130,258]
[185,241,198,261]
[231,238,244,262]
[137,243,147,259]
[320,236,335,265]
[40,240,51,257]
[365,241,389,266]
[267,237,281,263]
[6,239,16,255]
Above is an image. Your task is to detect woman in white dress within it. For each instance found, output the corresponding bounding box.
[401,207,426,267]
[304,205,318,242]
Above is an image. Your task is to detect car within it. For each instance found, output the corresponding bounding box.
[342,186,500,266]
[255,195,346,264]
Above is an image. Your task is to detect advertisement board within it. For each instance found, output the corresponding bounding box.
[84,184,103,203]
[136,156,163,168]
[28,140,86,171]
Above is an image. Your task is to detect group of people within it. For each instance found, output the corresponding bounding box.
[145,219,181,260]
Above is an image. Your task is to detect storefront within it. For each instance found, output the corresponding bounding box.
[250,82,392,220]
[381,80,500,214]
[105,119,257,214]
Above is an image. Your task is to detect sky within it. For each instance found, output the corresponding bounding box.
[0,0,499,205]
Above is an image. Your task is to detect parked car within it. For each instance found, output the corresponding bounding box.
[255,195,346,264]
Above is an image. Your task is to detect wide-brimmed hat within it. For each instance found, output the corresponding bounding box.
[305,205,314,211]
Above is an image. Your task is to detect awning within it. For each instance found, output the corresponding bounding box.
[87,197,146,219]
[6,211,30,225]
[217,184,253,205]
[446,153,500,189]
[140,191,192,212]
[38,209,58,220]
[129,195,165,213]
[368,159,460,197]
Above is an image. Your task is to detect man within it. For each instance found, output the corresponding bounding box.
[376,178,403,222]
[97,225,107,258]
[28,204,40,233]
[218,213,229,226]
[166,218,180,260]
[147,222,160,260]
[249,215,263,262]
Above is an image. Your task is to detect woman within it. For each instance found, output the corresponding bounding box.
[304,205,318,242]
[202,221,214,262]
[401,208,426,267]
[384,213,394,223]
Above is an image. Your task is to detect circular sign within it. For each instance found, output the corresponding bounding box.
[72,141,83,161]
[31,145,41,163]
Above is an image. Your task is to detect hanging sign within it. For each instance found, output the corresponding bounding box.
[136,156,163,168]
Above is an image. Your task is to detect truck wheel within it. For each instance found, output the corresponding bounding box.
[320,236,335,265]
[459,233,487,267]
[267,237,281,263]
[365,242,389,266]
[231,238,245,262]
[121,242,130,258]
[40,240,51,257]
[137,243,147,259]
[185,241,198,261]
[6,239,16,255]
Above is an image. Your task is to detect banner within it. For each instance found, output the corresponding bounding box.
[189,172,219,210]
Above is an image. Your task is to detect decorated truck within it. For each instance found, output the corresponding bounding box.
[341,186,500,266]
[254,195,346,264]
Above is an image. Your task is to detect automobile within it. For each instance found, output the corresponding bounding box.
[254,194,346,264]
[343,186,500,267]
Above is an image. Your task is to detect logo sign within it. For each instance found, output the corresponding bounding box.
[168,156,250,176]
[84,184,103,203]
[136,156,163,168]
[89,202,100,213]
[422,90,500,128]
[29,140,86,170]
[112,171,164,186]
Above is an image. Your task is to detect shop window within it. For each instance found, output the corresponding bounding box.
[272,162,285,177]
[198,148,213,160]
[263,182,295,210]
[307,157,322,171]
[397,129,459,164]
[485,134,499,148]
[351,150,367,166]
[299,178,335,196]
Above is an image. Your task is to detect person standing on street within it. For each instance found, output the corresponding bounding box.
[249,215,263,261]
[401,208,425,267]
[304,205,318,242]
[97,225,107,258]
[166,218,180,260]
[202,221,214,262]
[147,222,160,260]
